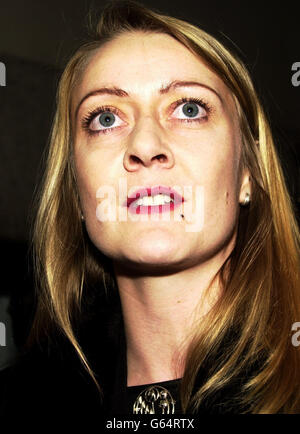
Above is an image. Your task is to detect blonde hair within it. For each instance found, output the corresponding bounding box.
[27,0,300,413]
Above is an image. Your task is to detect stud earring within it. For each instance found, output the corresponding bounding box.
[80,213,85,222]
[242,193,250,206]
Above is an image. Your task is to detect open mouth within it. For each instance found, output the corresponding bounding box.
[124,185,184,215]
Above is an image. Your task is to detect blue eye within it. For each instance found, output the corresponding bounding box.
[182,102,199,118]
[98,112,116,127]
[173,98,210,122]
[82,107,123,135]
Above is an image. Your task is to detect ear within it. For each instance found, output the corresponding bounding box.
[238,168,251,205]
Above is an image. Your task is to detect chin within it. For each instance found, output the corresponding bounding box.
[132,243,179,262]
[114,239,187,275]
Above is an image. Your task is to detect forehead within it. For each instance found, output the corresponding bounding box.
[75,32,235,106]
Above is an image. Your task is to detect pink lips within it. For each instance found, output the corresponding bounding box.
[123,185,184,215]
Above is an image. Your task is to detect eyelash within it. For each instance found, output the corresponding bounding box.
[81,97,212,137]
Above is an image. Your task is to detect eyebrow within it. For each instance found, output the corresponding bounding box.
[74,80,223,120]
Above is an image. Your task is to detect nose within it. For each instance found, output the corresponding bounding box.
[123,116,175,172]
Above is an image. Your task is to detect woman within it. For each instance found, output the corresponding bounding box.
[2,0,300,419]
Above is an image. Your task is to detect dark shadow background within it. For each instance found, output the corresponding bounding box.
[0,0,299,370]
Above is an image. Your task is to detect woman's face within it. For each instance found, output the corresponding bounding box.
[72,31,250,273]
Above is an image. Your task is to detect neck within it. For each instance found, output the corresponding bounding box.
[114,252,230,387]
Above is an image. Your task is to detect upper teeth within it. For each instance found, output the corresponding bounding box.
[133,194,174,207]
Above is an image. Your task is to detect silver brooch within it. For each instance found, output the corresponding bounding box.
[133,385,176,414]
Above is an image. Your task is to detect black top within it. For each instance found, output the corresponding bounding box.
[0,289,264,426]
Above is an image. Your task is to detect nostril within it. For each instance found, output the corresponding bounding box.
[131,155,141,163]
[155,154,166,162]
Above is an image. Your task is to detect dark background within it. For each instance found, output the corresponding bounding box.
[0,0,299,369]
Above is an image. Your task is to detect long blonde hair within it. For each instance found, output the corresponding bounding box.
[27,0,300,413]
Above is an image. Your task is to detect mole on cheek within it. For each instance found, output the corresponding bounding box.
[226,192,229,205]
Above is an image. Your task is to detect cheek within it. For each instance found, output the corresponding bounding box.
[208,164,241,245]
[74,155,113,253]
[189,134,241,223]
[74,148,104,217]
[73,148,123,253]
